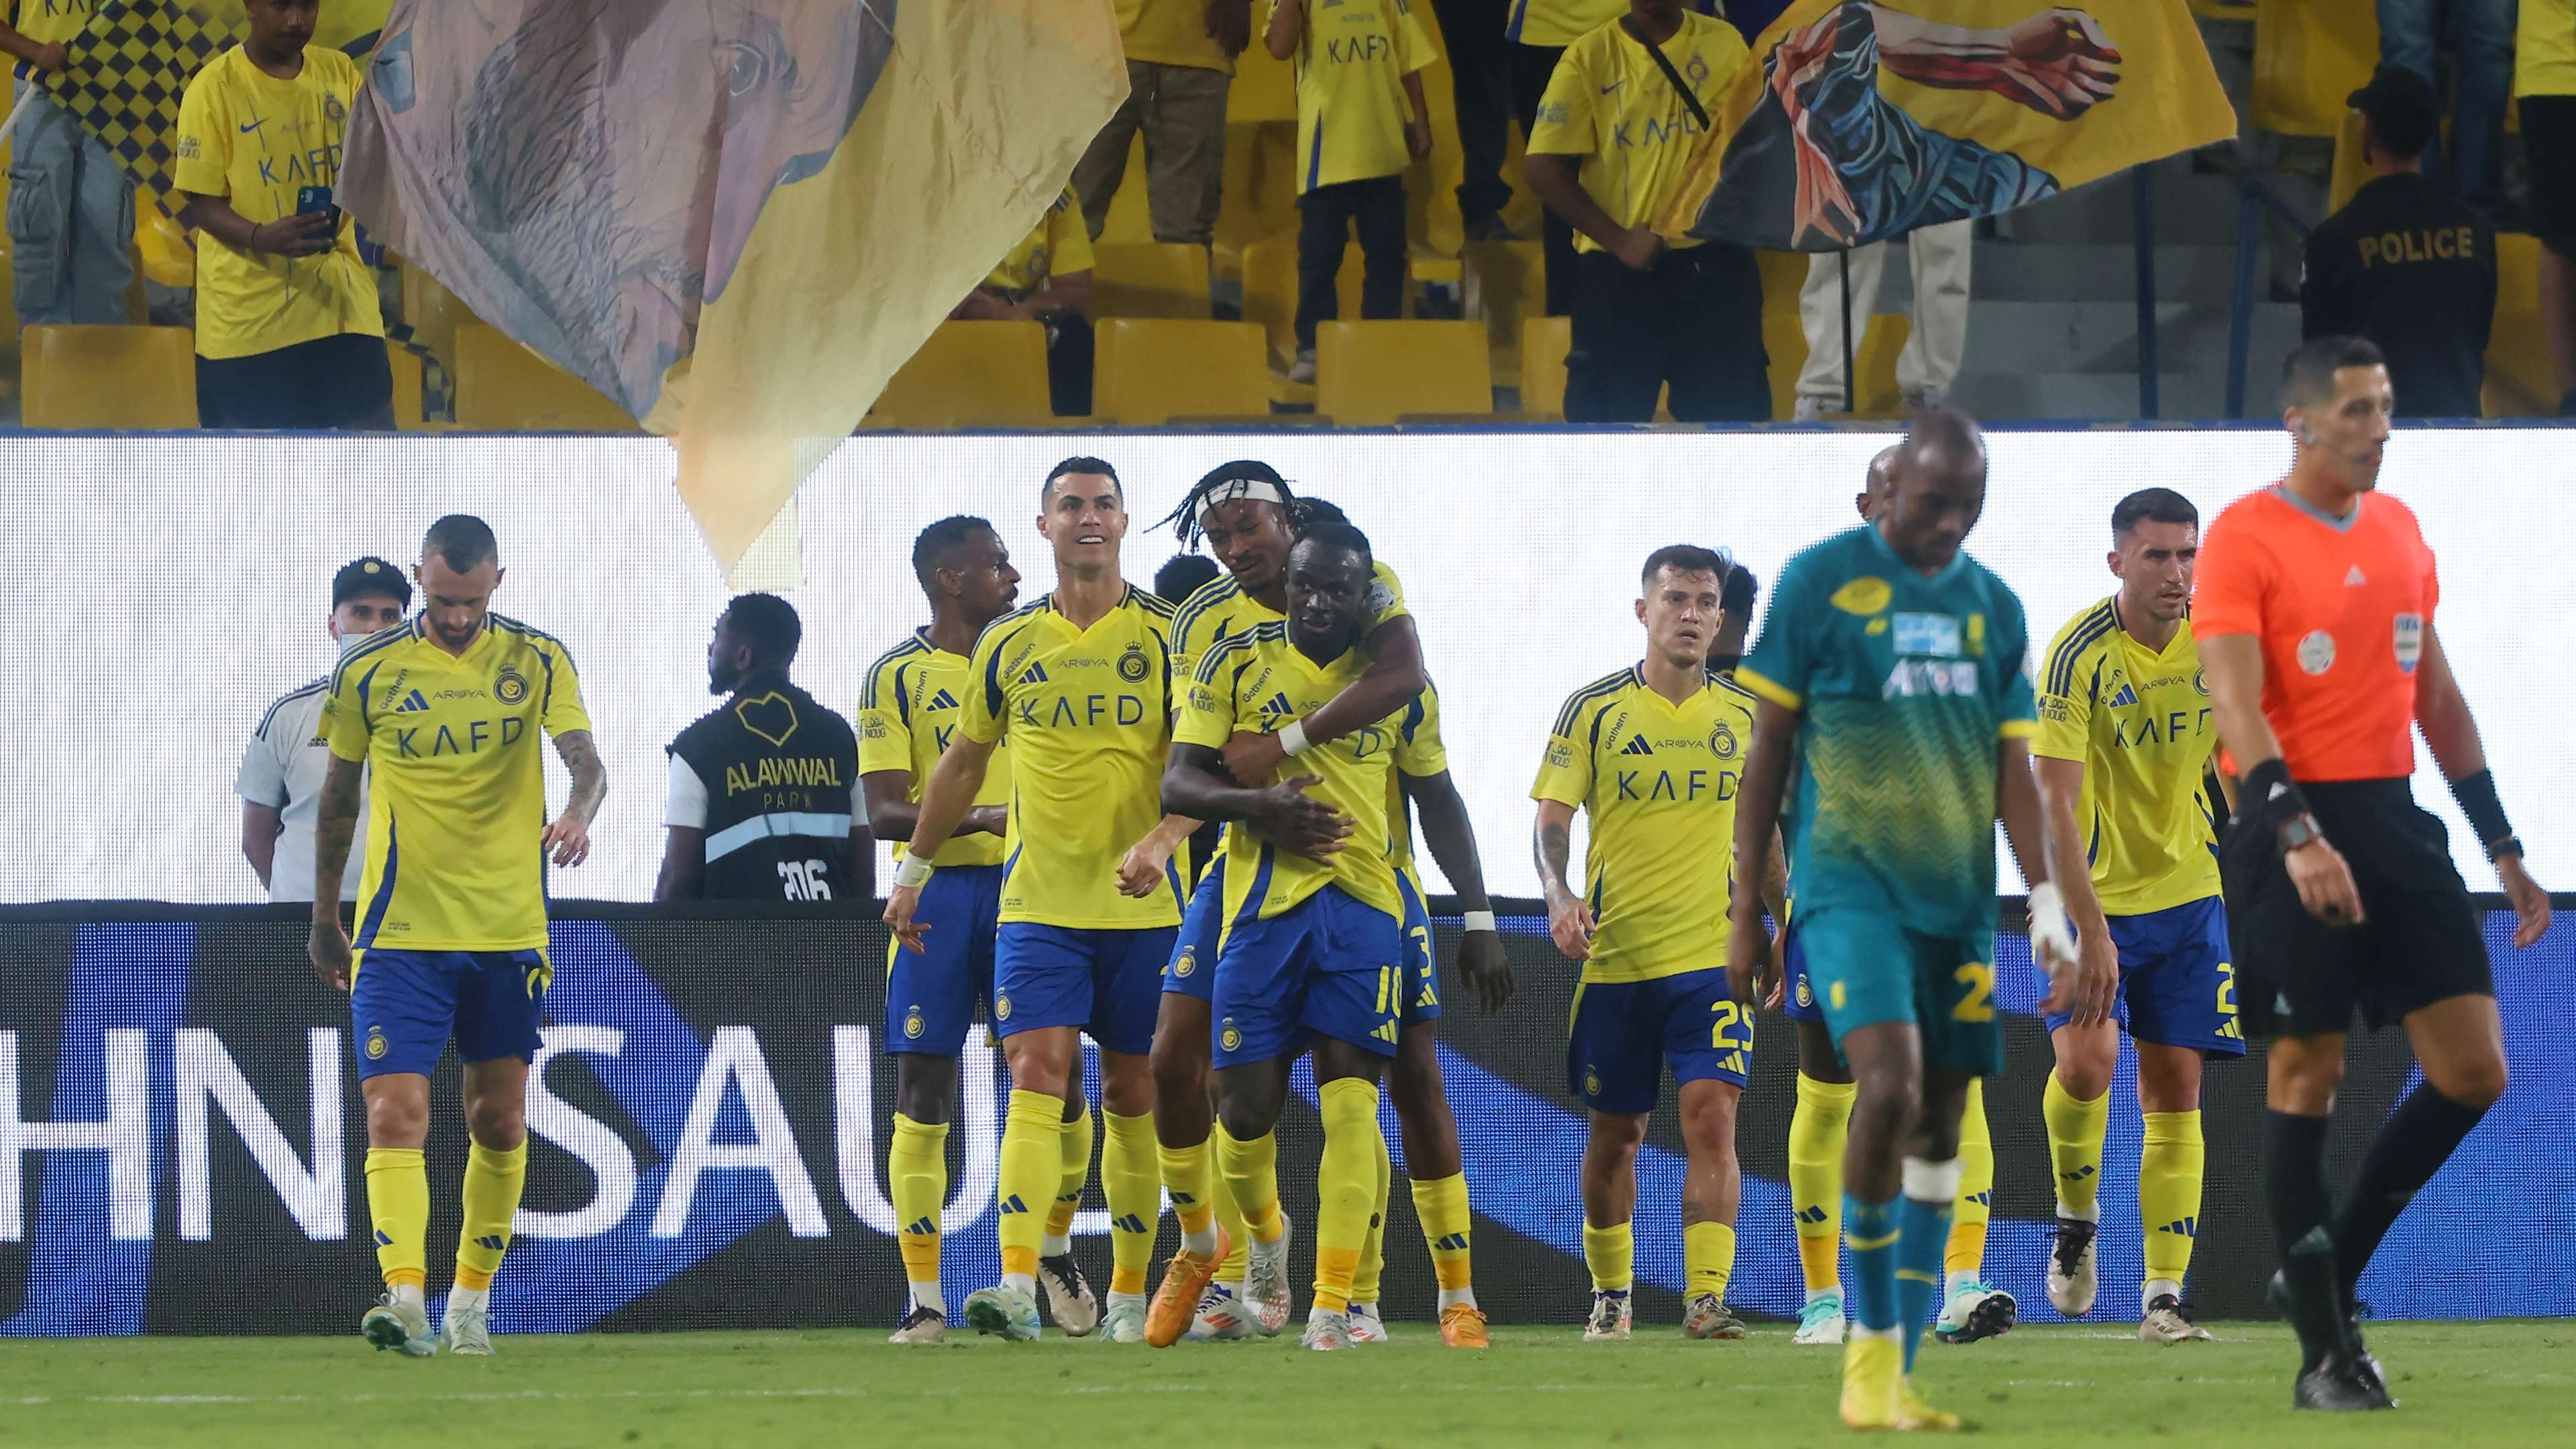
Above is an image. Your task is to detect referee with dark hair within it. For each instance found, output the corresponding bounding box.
[2196,336,2550,1412]
[656,594,869,902]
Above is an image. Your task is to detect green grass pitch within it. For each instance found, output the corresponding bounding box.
[2,1322,2568,1448]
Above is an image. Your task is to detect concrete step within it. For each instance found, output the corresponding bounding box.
[1949,370,2238,423]
[1966,241,2243,305]
[1960,299,2300,375]
[1997,160,2251,248]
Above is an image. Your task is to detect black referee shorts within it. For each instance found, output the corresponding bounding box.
[2221,777,2491,1039]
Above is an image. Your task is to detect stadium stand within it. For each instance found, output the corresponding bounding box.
[451,325,640,433]
[1090,243,1215,321]
[1519,314,1570,421]
[1093,319,1271,424]
[1313,319,1491,424]
[2486,232,2561,417]
[384,341,427,432]
[1242,235,1411,369]
[2250,0,2379,138]
[867,320,1055,429]
[21,323,195,428]
[1461,239,1544,386]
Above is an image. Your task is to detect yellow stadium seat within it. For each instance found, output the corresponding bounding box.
[452,324,640,431]
[2484,232,2559,417]
[1313,320,1491,424]
[1520,315,1570,419]
[1243,235,1411,363]
[1463,240,1546,382]
[2252,0,2378,138]
[1093,318,1271,423]
[1214,121,1299,279]
[386,341,425,430]
[1091,242,1213,319]
[21,324,195,428]
[1229,42,1295,124]
[400,264,479,374]
[870,320,1055,427]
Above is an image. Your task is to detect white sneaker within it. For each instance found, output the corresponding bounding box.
[1289,348,1317,384]
[360,1294,436,1358]
[1349,1302,1389,1344]
[962,1285,1042,1342]
[1794,1291,1847,1346]
[1582,1290,1632,1342]
[1792,394,1838,423]
[1038,1252,1099,1337]
[1901,386,1948,413]
[1187,1282,1256,1341]
[2139,1293,2212,1344]
[1300,1307,1354,1351]
[1099,1298,1147,1344]
[2047,1217,2100,1318]
[887,1305,947,1344]
[441,1298,494,1356]
[1245,1215,1295,1336]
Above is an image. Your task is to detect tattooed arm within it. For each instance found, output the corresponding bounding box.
[306,754,366,990]
[543,729,607,867]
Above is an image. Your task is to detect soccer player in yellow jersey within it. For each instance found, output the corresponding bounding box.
[885,459,1193,1343]
[308,515,604,1358]
[859,516,1104,1344]
[1143,464,1504,1348]
[2031,488,2241,1344]
[1160,522,1420,1352]
[1532,545,1776,1343]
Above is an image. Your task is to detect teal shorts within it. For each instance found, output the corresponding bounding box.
[1799,908,2003,1076]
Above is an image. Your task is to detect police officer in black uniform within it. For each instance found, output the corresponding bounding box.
[657,594,870,901]
[2302,66,2498,418]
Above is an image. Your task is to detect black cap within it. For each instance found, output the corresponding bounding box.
[2348,64,2438,161]
[331,556,412,609]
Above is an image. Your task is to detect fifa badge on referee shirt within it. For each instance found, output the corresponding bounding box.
[2394,614,2424,674]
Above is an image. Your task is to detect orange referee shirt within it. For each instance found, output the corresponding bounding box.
[2193,486,2437,782]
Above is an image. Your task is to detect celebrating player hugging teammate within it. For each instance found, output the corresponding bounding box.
[1532,545,1776,1344]
[883,459,1194,1344]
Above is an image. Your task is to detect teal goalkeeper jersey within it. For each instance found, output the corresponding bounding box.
[1737,525,2038,940]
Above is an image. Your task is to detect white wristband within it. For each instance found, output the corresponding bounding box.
[1461,910,1497,934]
[2027,881,2077,974]
[1278,720,1312,756]
[894,855,934,890]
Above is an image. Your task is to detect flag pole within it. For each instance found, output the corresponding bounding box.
[1,77,45,143]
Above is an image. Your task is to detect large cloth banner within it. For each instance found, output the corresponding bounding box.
[339,0,1128,578]
[1660,0,2235,250]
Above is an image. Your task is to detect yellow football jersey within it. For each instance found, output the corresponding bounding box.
[1274,0,1436,192]
[2034,600,2220,917]
[9,1,99,47]
[983,187,1093,297]
[1529,665,1756,982]
[1526,11,1747,252]
[959,586,1183,929]
[1169,560,1409,683]
[324,614,589,952]
[1387,680,1449,889]
[857,629,1012,868]
[1178,621,1405,924]
[1116,0,1236,73]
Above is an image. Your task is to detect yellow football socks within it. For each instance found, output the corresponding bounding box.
[2140,1110,2206,1293]
[451,1139,526,1291]
[1582,1220,1635,1294]
[1352,1120,1394,1305]
[1101,1110,1159,1297]
[996,1089,1063,1286]
[1945,1079,1992,1283]
[1311,1079,1379,1313]
[364,1146,429,1293]
[1790,1073,1856,1294]
[1159,1135,1220,1255]
[1684,1220,1737,1302]
[1412,1171,1475,1307]
[1216,1122,1286,1244]
[1045,1094,1094,1244]
[887,1113,949,1305]
[2044,1072,2111,1221]
[1214,1161,1252,1285]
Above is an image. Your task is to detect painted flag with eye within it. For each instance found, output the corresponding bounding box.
[1656,0,2233,250]
[340,0,1127,579]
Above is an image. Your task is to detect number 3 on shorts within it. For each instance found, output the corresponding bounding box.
[1951,962,1996,1022]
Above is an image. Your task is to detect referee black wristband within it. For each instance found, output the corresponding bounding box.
[2449,768,2516,856]
[2241,759,2312,835]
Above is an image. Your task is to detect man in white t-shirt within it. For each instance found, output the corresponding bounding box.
[236,556,411,902]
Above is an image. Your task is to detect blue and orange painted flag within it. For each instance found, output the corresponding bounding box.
[1658,0,2233,250]
[341,1,1126,577]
